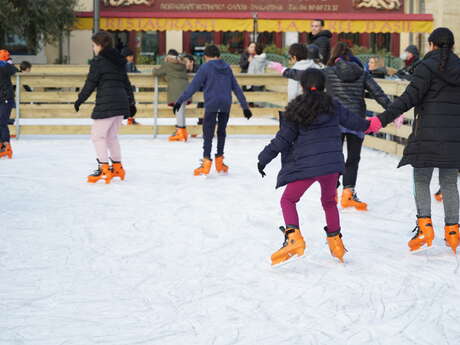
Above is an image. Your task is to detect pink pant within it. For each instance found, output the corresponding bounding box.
[281,173,340,232]
[91,116,123,162]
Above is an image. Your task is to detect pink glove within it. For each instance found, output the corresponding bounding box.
[393,115,404,129]
[268,61,285,74]
[365,116,383,134]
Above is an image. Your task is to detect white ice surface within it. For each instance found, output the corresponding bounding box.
[1,137,460,345]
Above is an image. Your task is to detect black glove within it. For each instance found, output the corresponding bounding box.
[257,162,266,178]
[74,101,81,112]
[173,102,182,114]
[130,104,137,117]
[243,109,253,120]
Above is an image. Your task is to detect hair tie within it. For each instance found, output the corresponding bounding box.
[310,87,317,91]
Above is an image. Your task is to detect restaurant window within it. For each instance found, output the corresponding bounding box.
[191,32,213,56]
[138,31,159,57]
[370,33,391,53]
[256,32,275,46]
[222,32,244,53]
[110,31,129,52]
[338,33,360,47]
[3,34,36,55]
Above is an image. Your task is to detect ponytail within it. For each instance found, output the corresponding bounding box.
[439,44,450,72]
[285,90,333,128]
[428,27,455,72]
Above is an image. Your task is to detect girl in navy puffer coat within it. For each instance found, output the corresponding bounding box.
[258,69,370,265]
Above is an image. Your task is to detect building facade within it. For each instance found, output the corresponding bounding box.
[14,0,456,64]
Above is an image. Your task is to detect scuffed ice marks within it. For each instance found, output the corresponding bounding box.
[1,137,460,345]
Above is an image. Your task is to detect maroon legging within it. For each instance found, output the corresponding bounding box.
[280,173,340,232]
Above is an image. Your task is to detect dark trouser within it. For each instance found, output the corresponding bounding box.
[341,133,364,188]
[414,168,459,225]
[0,102,13,143]
[202,111,229,159]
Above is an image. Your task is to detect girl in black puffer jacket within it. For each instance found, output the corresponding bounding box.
[367,28,460,254]
[75,31,136,184]
[283,42,392,211]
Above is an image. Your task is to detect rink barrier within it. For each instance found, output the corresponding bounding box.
[11,72,411,156]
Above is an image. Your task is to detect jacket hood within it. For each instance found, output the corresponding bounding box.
[98,48,127,67]
[293,59,321,69]
[309,30,332,39]
[334,59,364,82]
[422,50,460,86]
[207,59,231,74]
[253,53,267,62]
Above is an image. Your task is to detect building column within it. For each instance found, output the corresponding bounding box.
[166,31,183,53]
[284,32,299,47]
[274,32,283,48]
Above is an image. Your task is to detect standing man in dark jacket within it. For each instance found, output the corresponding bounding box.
[281,42,392,211]
[75,31,136,184]
[367,28,460,254]
[0,49,18,159]
[175,45,252,176]
[308,19,332,65]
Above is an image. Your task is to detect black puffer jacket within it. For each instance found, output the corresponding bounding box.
[283,60,391,119]
[0,62,18,102]
[379,50,460,169]
[308,30,332,64]
[77,48,135,119]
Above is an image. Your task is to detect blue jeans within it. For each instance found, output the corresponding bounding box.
[202,111,229,159]
[0,101,13,142]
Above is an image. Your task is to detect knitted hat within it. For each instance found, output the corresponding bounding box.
[404,45,419,57]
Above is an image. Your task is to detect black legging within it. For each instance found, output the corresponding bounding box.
[341,133,363,189]
[0,102,13,143]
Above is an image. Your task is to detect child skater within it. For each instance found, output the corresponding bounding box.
[0,49,18,159]
[74,31,136,184]
[154,49,191,142]
[175,45,252,176]
[258,69,371,265]
[367,28,460,254]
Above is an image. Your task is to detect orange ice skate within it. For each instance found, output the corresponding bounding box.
[408,217,435,251]
[271,227,306,266]
[434,189,443,202]
[194,158,212,176]
[215,155,229,174]
[111,161,126,181]
[341,188,368,211]
[325,229,346,263]
[169,127,188,142]
[0,143,12,159]
[444,224,459,254]
[88,160,113,184]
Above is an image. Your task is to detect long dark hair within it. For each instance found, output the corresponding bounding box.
[327,42,352,66]
[285,68,334,128]
[428,27,455,71]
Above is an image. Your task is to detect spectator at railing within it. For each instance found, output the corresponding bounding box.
[396,45,421,81]
[239,42,256,73]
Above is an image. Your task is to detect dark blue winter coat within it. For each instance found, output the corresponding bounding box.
[258,100,370,188]
[176,59,249,113]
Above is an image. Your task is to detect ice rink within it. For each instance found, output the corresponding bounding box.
[2,137,460,345]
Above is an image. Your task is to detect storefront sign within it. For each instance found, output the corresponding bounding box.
[76,16,433,33]
[100,0,404,13]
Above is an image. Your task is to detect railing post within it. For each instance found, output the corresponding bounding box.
[15,74,21,139]
[153,76,159,138]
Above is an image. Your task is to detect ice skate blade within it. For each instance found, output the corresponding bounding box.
[271,253,305,268]
[409,243,434,254]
